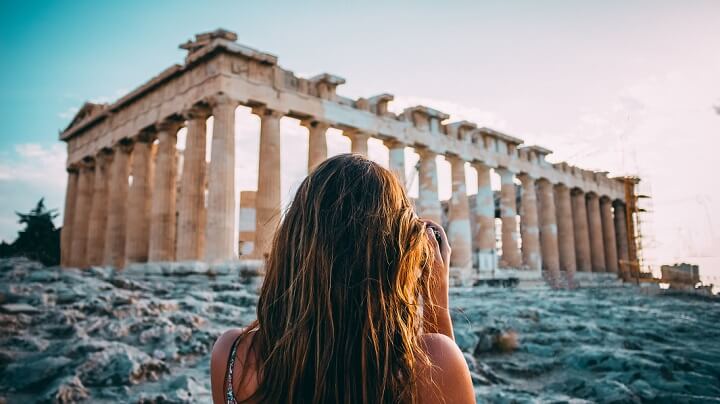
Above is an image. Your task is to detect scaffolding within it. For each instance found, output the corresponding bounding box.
[622,176,652,283]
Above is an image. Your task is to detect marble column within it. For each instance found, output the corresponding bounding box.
[104,141,133,268]
[538,178,560,282]
[149,120,182,262]
[70,159,94,267]
[497,167,521,268]
[177,106,210,261]
[554,184,577,274]
[304,120,329,172]
[472,162,496,271]
[346,130,369,156]
[613,200,631,281]
[125,136,155,264]
[446,155,472,271]
[571,189,592,272]
[600,197,619,273]
[518,174,541,272]
[204,98,238,261]
[416,148,442,224]
[60,167,79,267]
[384,139,406,189]
[86,150,112,266]
[252,106,283,259]
[586,192,606,272]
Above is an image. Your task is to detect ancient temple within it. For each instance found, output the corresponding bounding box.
[59,29,640,285]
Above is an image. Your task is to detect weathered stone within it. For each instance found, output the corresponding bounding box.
[77,343,168,386]
[57,30,633,280]
[42,375,89,404]
[1,303,40,314]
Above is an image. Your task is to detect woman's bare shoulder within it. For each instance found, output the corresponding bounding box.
[210,328,258,403]
[417,333,476,404]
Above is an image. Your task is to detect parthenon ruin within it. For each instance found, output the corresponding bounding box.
[59,29,641,285]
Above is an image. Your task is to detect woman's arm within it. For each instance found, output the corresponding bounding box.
[422,220,454,340]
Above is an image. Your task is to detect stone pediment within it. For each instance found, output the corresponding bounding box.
[64,102,108,131]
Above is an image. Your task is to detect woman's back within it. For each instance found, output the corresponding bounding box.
[211,330,475,403]
[210,154,475,403]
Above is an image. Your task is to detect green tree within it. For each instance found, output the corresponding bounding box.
[0,198,60,266]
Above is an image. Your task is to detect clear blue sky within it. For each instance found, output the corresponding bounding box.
[1,0,719,280]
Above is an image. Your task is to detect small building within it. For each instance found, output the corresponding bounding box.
[661,263,700,286]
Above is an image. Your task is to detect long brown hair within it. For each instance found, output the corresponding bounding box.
[241,153,435,403]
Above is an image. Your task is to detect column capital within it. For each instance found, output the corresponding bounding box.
[184,102,212,120]
[79,156,96,170]
[444,153,465,165]
[470,160,492,172]
[251,105,284,119]
[571,187,585,196]
[115,137,135,154]
[586,191,599,200]
[415,146,436,159]
[343,129,370,140]
[95,147,114,165]
[382,138,404,149]
[300,119,330,131]
[66,165,80,174]
[156,115,184,134]
[536,177,554,186]
[516,172,535,185]
[495,167,515,183]
[136,127,156,143]
[207,93,238,109]
[554,182,569,191]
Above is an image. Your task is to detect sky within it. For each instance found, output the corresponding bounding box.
[1,0,719,282]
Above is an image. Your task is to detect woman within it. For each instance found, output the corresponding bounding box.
[210,154,475,403]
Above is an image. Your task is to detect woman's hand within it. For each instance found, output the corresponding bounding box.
[424,219,451,286]
[422,219,454,340]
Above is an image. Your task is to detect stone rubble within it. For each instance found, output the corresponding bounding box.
[0,257,719,403]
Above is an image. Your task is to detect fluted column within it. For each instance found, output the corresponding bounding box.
[554,184,577,275]
[416,148,442,223]
[446,155,472,271]
[345,130,369,156]
[538,179,560,282]
[125,136,155,264]
[103,141,133,268]
[149,120,182,262]
[518,174,541,271]
[600,197,619,273]
[204,98,238,261]
[497,167,521,268]
[384,139,406,189]
[472,162,496,271]
[60,167,79,267]
[70,160,94,267]
[586,192,606,272]
[252,106,283,259]
[86,150,112,266]
[303,120,329,172]
[613,200,631,281]
[571,189,592,271]
[177,105,210,261]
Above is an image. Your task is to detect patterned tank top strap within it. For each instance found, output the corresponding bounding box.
[225,334,243,403]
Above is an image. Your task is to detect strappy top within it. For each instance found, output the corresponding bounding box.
[225,335,243,403]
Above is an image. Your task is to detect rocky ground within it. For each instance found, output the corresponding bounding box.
[0,257,718,403]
